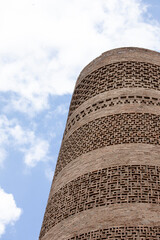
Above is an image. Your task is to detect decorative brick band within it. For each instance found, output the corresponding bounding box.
[68,61,160,117]
[65,94,160,136]
[55,113,160,176]
[68,226,160,240]
[40,165,160,239]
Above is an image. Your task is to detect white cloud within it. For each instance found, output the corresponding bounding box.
[0,115,49,167]
[0,149,7,167]
[45,167,54,182]
[0,0,160,113]
[24,139,49,167]
[53,104,68,116]
[0,188,22,238]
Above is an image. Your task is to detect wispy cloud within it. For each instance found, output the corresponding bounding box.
[45,167,54,182]
[0,115,49,167]
[53,104,68,116]
[0,188,22,238]
[0,0,160,114]
[24,139,49,167]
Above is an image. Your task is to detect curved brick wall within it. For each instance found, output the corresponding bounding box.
[39,47,160,240]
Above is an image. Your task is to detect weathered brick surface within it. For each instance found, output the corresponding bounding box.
[68,61,160,117]
[40,47,160,240]
[76,47,160,86]
[64,88,160,140]
[68,226,160,240]
[41,204,160,240]
[50,144,160,195]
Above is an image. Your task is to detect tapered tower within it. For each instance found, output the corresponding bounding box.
[40,47,160,240]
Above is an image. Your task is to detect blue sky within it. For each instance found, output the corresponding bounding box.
[1,0,160,239]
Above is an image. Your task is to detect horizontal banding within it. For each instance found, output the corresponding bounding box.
[55,113,160,176]
[40,48,160,240]
[68,61,160,117]
[65,90,160,138]
[40,203,160,240]
[40,165,160,239]
[51,144,160,195]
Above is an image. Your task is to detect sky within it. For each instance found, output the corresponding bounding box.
[1,0,160,239]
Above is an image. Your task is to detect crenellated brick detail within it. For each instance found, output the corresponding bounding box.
[65,94,160,136]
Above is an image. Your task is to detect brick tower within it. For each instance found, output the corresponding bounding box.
[39,47,160,240]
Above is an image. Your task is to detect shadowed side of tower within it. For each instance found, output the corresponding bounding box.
[39,47,160,240]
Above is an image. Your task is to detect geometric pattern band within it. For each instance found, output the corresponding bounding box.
[55,113,160,176]
[68,226,160,239]
[69,61,160,117]
[40,165,160,238]
[65,94,160,136]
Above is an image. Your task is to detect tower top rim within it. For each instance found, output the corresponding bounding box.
[76,47,160,87]
[101,46,160,57]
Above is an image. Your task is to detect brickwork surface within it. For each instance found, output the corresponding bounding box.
[68,61,160,117]
[40,47,160,240]
[40,165,160,239]
[55,113,160,176]
[65,92,160,137]
[68,226,160,240]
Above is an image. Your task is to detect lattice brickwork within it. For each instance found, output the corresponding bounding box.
[40,165,160,238]
[40,49,160,240]
[65,94,160,136]
[68,226,160,240]
[55,113,160,176]
[69,61,160,117]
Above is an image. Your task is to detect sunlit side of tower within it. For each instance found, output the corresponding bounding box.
[40,47,160,239]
